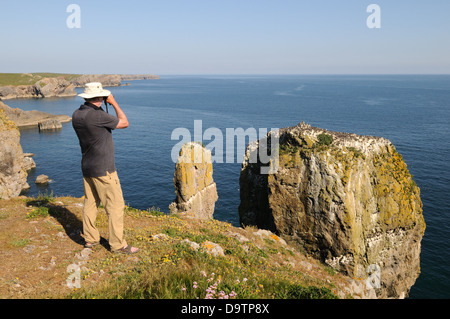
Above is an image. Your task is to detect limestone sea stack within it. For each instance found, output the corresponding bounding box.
[169,142,218,219]
[239,122,425,299]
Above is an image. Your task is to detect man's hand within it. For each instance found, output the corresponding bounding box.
[106,94,118,107]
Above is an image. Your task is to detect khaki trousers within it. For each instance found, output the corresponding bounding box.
[82,171,127,251]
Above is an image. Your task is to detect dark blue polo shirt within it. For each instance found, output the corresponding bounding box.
[72,102,120,177]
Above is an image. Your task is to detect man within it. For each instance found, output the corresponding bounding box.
[72,82,138,254]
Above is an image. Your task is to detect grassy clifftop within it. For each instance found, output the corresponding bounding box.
[0,73,81,87]
[0,194,366,299]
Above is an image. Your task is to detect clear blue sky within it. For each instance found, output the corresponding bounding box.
[1,0,449,74]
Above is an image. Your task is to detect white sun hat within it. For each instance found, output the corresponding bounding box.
[78,82,111,99]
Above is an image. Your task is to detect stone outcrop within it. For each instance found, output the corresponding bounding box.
[0,85,38,100]
[35,174,50,185]
[38,119,63,131]
[35,77,77,98]
[239,122,425,299]
[0,101,71,129]
[23,153,36,171]
[169,142,218,219]
[0,109,29,199]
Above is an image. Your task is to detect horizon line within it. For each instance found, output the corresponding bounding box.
[2,72,450,76]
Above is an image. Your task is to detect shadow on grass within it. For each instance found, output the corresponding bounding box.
[26,198,110,250]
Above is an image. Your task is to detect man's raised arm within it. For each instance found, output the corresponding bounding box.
[106,94,129,129]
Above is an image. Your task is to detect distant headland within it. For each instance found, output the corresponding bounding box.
[0,73,160,100]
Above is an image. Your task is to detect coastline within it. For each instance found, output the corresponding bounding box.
[0,73,160,101]
[1,74,445,298]
[0,100,71,129]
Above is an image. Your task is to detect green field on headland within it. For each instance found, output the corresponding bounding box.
[0,73,81,86]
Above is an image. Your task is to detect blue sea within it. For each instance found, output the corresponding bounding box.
[8,75,450,299]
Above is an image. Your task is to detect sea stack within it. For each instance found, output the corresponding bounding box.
[169,142,218,219]
[239,122,426,299]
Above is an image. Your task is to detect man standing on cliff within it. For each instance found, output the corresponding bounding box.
[72,82,139,254]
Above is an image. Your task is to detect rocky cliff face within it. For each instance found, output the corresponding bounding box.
[0,85,38,100]
[239,122,425,298]
[0,74,159,100]
[0,101,71,129]
[35,77,77,98]
[169,142,218,219]
[0,77,76,99]
[0,109,29,199]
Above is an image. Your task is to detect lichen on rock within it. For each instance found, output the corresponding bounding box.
[239,121,425,298]
[169,142,218,219]
[0,109,29,199]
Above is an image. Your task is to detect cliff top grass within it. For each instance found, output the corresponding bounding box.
[0,73,81,87]
[0,195,354,299]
